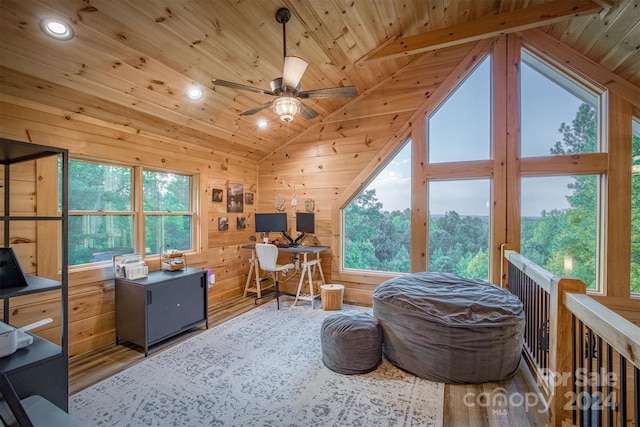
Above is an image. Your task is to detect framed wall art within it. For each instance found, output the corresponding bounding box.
[227,182,243,212]
[245,192,254,205]
[212,188,223,202]
[237,216,246,229]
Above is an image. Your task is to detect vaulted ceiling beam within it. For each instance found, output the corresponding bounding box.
[364,0,603,63]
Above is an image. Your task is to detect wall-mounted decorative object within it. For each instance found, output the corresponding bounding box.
[237,216,246,229]
[227,182,244,212]
[218,217,229,231]
[275,194,286,211]
[305,198,315,212]
[212,188,223,202]
[245,192,254,205]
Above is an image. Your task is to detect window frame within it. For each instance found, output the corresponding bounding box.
[340,138,412,274]
[66,158,198,268]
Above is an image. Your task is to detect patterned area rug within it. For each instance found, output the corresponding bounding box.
[70,298,443,426]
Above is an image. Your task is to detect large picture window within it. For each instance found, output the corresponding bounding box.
[428,179,490,280]
[521,50,600,157]
[520,175,599,290]
[520,48,603,290]
[65,160,194,266]
[428,55,490,163]
[343,142,411,273]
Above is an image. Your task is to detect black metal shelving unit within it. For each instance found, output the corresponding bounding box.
[0,138,69,411]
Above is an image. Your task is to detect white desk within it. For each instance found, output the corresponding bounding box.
[242,245,328,308]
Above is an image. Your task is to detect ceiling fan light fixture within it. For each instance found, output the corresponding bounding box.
[272,97,300,122]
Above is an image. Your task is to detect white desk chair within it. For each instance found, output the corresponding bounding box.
[255,244,295,310]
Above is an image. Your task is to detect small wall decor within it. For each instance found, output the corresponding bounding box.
[237,216,246,229]
[218,217,229,231]
[245,192,254,205]
[212,188,223,202]
[305,198,315,212]
[275,194,286,211]
[227,182,244,212]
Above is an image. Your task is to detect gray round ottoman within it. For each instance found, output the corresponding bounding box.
[373,272,524,384]
[321,311,382,375]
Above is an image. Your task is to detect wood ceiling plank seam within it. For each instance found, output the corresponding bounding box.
[599,19,640,71]
[408,0,433,33]
[286,0,376,91]
[179,0,286,81]
[427,0,447,31]
[366,0,603,61]
[609,49,640,87]
[376,0,404,40]
[328,0,385,55]
[0,48,265,151]
[546,13,592,44]
[583,0,640,62]
[443,0,458,28]
[557,0,628,52]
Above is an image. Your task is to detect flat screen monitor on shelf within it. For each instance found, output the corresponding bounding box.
[254,213,288,233]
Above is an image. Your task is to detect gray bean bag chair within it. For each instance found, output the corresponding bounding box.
[373,272,524,384]
[321,311,382,374]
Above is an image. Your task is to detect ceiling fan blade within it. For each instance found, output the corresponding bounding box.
[240,100,274,116]
[298,101,319,120]
[212,79,275,96]
[298,86,358,99]
[282,56,308,90]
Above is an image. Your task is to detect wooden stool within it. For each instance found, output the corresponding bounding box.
[321,284,344,310]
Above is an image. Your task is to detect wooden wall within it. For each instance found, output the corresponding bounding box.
[0,98,258,356]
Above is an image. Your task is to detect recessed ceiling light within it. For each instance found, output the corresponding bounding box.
[39,18,75,41]
[257,119,269,129]
[186,86,204,101]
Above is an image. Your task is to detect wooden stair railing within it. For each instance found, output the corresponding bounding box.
[504,249,586,426]
[504,249,640,427]
[564,293,640,427]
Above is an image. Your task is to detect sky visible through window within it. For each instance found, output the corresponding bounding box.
[367,56,584,217]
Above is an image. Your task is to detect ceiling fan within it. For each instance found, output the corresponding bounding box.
[212,8,357,122]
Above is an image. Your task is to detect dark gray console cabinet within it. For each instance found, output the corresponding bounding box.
[115,268,208,356]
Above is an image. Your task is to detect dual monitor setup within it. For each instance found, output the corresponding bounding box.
[255,212,314,247]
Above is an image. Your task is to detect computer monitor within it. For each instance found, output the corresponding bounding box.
[296,212,315,234]
[254,213,288,233]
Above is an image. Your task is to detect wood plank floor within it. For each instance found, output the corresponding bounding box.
[69,295,550,426]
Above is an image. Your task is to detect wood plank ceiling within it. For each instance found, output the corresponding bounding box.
[1,0,638,161]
